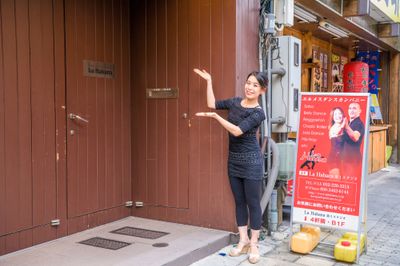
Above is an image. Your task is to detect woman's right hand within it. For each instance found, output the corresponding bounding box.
[193,68,212,82]
[193,68,216,109]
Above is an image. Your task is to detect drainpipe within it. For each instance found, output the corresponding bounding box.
[260,137,279,215]
[259,1,280,233]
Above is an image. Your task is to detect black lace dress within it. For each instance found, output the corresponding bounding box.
[216,97,266,180]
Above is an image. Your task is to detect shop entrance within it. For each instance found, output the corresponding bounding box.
[65,0,131,221]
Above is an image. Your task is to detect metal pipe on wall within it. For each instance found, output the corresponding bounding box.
[259,1,279,219]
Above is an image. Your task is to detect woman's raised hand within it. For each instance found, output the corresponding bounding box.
[193,68,216,109]
[193,68,212,81]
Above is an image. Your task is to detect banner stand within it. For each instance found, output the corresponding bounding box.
[289,93,370,264]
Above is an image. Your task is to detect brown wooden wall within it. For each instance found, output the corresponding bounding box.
[64,0,131,234]
[236,0,260,95]
[131,0,260,232]
[0,0,131,255]
[1,0,260,255]
[0,0,61,254]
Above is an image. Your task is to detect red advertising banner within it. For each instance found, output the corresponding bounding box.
[292,93,369,231]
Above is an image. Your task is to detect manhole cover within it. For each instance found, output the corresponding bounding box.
[78,237,131,250]
[110,226,169,239]
[152,242,169,247]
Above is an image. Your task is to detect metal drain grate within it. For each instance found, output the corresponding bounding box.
[78,237,131,250]
[110,226,169,239]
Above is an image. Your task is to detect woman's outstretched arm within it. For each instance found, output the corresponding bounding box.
[193,68,216,109]
[196,112,243,137]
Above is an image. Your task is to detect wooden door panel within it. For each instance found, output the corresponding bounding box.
[0,0,57,235]
[65,0,131,219]
[0,0,34,234]
[132,0,189,209]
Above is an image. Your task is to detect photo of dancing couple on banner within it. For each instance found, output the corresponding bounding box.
[327,102,365,179]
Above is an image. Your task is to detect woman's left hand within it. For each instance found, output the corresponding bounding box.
[196,112,217,118]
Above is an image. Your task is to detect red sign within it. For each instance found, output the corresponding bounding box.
[292,93,369,231]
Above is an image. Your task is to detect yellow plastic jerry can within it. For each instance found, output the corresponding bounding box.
[334,240,357,262]
[291,226,320,254]
[342,232,365,251]
[291,232,314,254]
[301,225,321,243]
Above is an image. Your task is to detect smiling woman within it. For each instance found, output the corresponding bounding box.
[193,68,267,264]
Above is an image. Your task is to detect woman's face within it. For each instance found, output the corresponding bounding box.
[244,75,265,100]
[333,109,343,123]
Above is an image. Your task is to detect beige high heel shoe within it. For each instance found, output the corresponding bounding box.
[229,241,250,257]
[248,243,260,264]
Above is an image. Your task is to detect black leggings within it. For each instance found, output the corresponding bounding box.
[229,177,263,230]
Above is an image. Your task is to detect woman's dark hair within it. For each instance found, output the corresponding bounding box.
[247,71,268,88]
[329,107,345,129]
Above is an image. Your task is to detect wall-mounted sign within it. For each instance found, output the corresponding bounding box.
[146,88,179,99]
[83,60,114,78]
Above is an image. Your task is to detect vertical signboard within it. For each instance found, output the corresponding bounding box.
[292,93,370,231]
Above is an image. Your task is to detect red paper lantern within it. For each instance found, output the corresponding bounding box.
[343,61,369,93]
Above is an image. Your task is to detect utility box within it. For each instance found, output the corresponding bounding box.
[271,36,301,133]
[274,0,294,26]
[277,141,296,180]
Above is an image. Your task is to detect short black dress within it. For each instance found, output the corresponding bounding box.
[216,97,266,180]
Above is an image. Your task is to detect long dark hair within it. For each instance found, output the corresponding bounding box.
[329,107,345,129]
[247,71,268,88]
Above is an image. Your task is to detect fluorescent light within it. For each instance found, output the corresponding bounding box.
[318,26,343,38]
[318,21,349,38]
[294,5,318,23]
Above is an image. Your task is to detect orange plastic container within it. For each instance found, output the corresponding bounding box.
[334,240,357,262]
[291,232,314,254]
[291,226,320,254]
[301,225,321,242]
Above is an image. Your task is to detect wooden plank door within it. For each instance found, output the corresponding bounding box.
[0,0,61,254]
[132,0,190,212]
[65,0,131,222]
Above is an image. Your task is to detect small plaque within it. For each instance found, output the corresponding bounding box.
[146,88,179,99]
[83,60,114,78]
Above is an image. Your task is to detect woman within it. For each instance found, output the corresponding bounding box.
[194,68,266,264]
[328,107,346,177]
